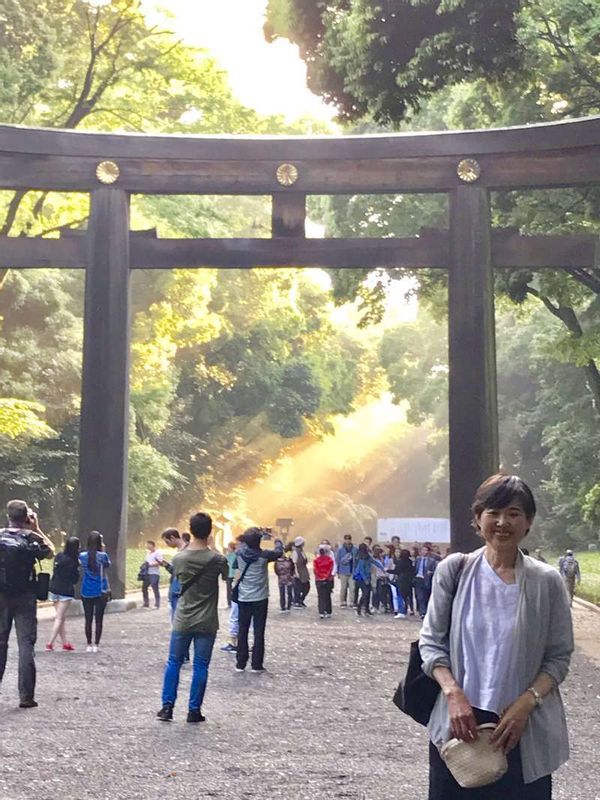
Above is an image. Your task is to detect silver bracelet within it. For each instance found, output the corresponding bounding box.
[527,686,543,707]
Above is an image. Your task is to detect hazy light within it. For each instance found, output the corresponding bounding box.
[141,0,335,122]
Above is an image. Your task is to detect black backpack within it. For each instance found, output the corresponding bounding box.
[0,528,37,594]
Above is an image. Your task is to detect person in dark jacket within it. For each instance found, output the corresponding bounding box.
[291,536,310,607]
[46,536,80,651]
[0,499,55,708]
[413,545,438,618]
[274,544,295,612]
[353,543,384,616]
[234,528,283,672]
[389,548,416,617]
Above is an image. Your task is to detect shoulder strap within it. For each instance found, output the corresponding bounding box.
[448,554,468,626]
[233,558,253,588]
[179,553,219,597]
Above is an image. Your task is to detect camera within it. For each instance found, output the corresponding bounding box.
[261,527,273,540]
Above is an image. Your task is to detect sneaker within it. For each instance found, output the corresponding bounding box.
[45,643,54,652]
[86,645,93,653]
[92,645,99,653]
[319,613,325,619]
[19,698,38,709]
[62,642,75,651]
[279,608,287,613]
[220,643,237,653]
[235,666,245,672]
[394,613,407,619]
[187,710,205,723]
[340,602,347,608]
[156,704,173,722]
[251,667,266,673]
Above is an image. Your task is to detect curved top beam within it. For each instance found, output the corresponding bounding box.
[1,116,600,160]
[1,117,600,194]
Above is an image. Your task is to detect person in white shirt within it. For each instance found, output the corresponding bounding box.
[142,540,164,609]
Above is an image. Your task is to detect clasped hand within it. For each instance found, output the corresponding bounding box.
[490,694,535,753]
[447,690,534,753]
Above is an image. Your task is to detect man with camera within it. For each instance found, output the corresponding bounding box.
[234,527,283,673]
[0,499,55,708]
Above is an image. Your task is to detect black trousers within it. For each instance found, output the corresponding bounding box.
[82,595,108,645]
[142,574,160,608]
[429,709,552,799]
[236,598,268,670]
[316,580,333,615]
[293,578,310,605]
[356,579,371,613]
[279,583,293,610]
[0,591,37,702]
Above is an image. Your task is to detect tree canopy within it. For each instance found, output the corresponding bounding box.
[265,0,522,123]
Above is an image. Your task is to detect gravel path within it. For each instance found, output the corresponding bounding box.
[1,586,599,800]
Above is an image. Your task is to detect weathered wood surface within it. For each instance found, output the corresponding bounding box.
[1,116,599,159]
[272,193,306,238]
[2,150,600,193]
[78,188,130,598]
[448,187,499,552]
[1,230,597,270]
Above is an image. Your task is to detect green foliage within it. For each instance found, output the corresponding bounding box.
[379,315,448,425]
[265,0,522,123]
[0,399,55,439]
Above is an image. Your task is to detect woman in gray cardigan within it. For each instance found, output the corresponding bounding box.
[420,474,573,799]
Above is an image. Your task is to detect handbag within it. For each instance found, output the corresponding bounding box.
[34,564,50,601]
[393,556,466,726]
[441,723,508,788]
[100,559,111,602]
[231,559,252,604]
[137,561,149,582]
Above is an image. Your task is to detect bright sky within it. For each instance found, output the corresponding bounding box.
[144,0,334,122]
[142,0,417,323]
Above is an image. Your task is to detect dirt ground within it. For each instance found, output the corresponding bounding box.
[1,585,599,800]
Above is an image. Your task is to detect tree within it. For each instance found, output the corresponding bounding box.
[265,0,522,123]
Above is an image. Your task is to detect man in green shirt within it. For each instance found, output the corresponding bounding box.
[156,512,227,723]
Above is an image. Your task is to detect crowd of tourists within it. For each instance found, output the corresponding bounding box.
[0,479,583,798]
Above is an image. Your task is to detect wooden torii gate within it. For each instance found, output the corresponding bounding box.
[1,118,600,596]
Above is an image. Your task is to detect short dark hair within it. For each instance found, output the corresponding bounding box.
[242,527,262,549]
[7,499,28,524]
[181,532,191,544]
[364,536,372,543]
[472,473,536,521]
[161,528,180,542]
[146,540,155,547]
[189,512,212,540]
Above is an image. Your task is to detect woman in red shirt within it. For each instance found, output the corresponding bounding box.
[314,547,335,619]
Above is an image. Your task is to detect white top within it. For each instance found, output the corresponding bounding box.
[461,556,520,715]
[145,549,163,576]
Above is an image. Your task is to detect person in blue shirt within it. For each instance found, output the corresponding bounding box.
[353,543,383,616]
[79,530,111,653]
[335,534,357,608]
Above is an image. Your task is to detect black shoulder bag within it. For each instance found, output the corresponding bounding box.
[34,560,50,601]
[393,556,466,726]
[230,559,252,604]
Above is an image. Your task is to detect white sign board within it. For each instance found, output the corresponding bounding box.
[377,518,450,544]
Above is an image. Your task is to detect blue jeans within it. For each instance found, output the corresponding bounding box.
[161,630,216,711]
